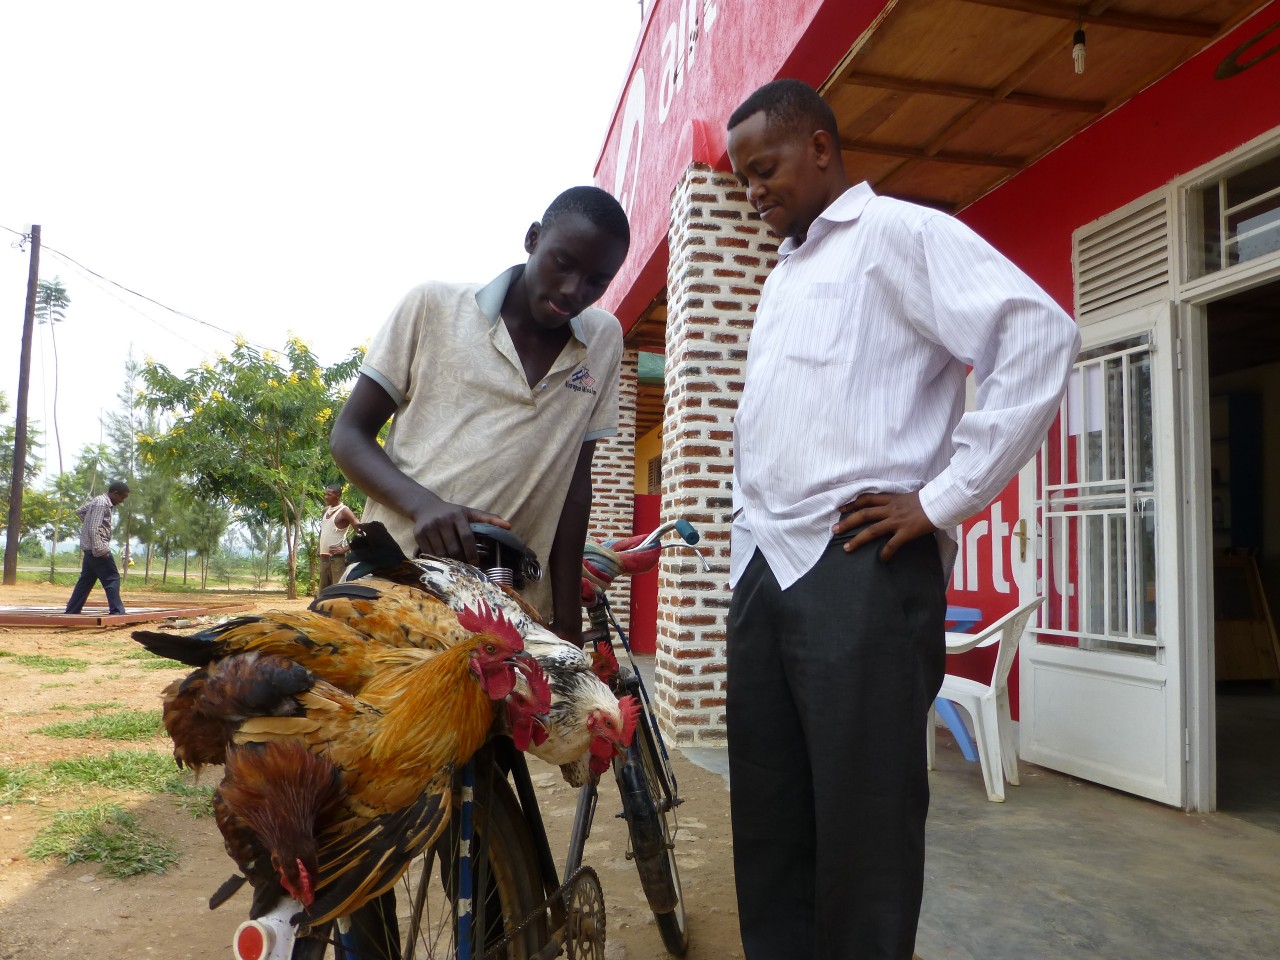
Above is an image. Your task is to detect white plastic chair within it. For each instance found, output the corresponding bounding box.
[927,597,1044,802]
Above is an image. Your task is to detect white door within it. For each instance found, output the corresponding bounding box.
[1021,301,1185,807]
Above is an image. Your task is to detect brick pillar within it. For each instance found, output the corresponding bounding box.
[589,348,639,632]
[654,163,776,745]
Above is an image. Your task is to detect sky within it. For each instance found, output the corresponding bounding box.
[1,0,643,481]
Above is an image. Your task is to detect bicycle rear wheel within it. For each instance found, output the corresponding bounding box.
[406,762,548,960]
[614,716,688,956]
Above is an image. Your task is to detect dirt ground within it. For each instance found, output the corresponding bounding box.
[0,581,742,960]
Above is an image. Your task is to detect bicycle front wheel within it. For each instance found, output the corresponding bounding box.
[393,761,549,960]
[614,718,688,956]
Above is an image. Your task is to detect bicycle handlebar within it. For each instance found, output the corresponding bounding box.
[580,518,710,603]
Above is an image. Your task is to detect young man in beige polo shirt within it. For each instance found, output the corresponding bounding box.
[330,185,630,645]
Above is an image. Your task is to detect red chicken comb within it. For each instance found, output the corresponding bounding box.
[456,600,523,649]
[618,694,641,747]
[519,658,553,714]
[590,641,619,684]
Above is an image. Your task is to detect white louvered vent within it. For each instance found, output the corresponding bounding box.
[1074,196,1170,319]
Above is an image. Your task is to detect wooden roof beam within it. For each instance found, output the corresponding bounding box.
[960,0,1217,37]
[841,138,1026,169]
[843,70,1105,112]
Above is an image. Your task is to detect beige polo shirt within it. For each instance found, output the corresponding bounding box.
[358,266,622,615]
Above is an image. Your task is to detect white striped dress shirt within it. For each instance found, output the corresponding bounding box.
[730,183,1080,590]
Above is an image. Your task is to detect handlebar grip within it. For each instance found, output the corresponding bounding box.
[674,519,700,545]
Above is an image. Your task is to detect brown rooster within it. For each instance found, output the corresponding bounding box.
[180,603,548,930]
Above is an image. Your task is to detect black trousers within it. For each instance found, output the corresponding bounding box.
[65,550,125,615]
[727,534,945,960]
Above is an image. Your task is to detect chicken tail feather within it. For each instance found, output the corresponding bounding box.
[132,629,219,667]
[208,873,246,910]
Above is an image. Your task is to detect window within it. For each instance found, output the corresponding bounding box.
[1191,151,1280,278]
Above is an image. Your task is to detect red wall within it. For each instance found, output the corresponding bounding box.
[628,494,662,654]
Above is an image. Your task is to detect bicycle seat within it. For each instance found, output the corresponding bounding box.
[471,523,543,587]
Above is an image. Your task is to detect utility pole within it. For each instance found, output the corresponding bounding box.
[3,225,40,585]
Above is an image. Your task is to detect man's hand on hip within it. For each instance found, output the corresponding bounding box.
[833,491,936,562]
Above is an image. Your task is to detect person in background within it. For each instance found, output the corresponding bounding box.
[65,480,131,616]
[317,483,358,590]
[723,79,1080,960]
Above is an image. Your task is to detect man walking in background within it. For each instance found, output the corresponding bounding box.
[65,480,130,616]
[318,482,358,590]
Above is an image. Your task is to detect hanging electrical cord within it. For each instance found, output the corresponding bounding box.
[2,223,277,353]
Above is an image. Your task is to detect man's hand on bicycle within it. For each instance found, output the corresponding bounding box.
[410,490,510,566]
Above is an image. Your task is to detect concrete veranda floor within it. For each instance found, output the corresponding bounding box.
[670,686,1280,960]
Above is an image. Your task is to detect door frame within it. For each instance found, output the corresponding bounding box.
[1168,127,1280,811]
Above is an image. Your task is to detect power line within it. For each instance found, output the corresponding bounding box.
[49,251,210,355]
[3,223,277,353]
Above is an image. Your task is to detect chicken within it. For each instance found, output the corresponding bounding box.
[144,629,437,774]
[317,521,641,786]
[211,739,344,917]
[170,603,548,929]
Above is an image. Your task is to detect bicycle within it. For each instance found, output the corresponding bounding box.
[232,519,707,960]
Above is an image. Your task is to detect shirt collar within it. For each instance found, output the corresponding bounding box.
[777,181,876,257]
[474,265,588,344]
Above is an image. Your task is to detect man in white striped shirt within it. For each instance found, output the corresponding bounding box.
[724,80,1079,960]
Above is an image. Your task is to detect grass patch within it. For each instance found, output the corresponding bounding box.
[50,701,126,712]
[46,750,185,792]
[3,751,190,804]
[0,649,13,657]
[121,649,187,671]
[40,681,76,689]
[36,709,164,741]
[0,765,44,804]
[168,781,216,818]
[28,803,180,877]
[10,654,89,674]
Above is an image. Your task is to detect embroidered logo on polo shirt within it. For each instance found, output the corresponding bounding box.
[566,366,598,395]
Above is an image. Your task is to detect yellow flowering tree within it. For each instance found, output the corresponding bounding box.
[140,336,362,598]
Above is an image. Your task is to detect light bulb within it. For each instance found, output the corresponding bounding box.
[1072,28,1086,75]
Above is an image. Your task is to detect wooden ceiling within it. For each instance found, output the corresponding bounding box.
[825,0,1273,212]
[632,292,668,438]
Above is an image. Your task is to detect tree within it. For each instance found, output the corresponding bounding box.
[35,278,70,475]
[183,497,231,588]
[140,336,363,598]
[1,392,43,539]
[129,470,179,584]
[102,353,146,573]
